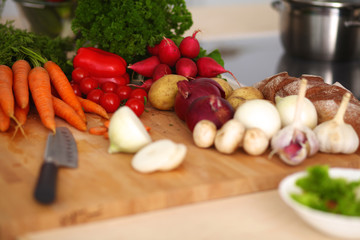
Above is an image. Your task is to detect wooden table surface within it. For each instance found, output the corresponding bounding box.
[19,190,342,240]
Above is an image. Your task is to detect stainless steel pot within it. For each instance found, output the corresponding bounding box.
[272,0,360,61]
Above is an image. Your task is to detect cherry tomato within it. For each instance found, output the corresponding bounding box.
[115,85,132,101]
[129,88,148,103]
[79,77,98,95]
[70,82,82,97]
[100,92,120,113]
[87,88,104,104]
[101,81,118,93]
[125,98,145,117]
[72,67,89,83]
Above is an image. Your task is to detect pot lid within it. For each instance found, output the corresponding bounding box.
[286,0,360,7]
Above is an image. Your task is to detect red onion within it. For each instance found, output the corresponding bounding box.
[186,95,234,132]
[174,80,222,121]
[192,78,225,98]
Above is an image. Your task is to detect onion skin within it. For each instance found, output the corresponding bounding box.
[192,77,225,98]
[174,80,222,121]
[185,95,234,132]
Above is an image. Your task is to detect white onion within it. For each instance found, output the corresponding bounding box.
[275,95,318,129]
[234,99,281,139]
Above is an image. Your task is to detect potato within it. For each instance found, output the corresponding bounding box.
[227,87,264,110]
[229,86,264,100]
[148,74,188,110]
[211,77,233,99]
[227,96,246,110]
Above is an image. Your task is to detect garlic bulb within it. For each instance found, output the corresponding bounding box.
[270,79,319,165]
[275,95,318,129]
[314,92,359,154]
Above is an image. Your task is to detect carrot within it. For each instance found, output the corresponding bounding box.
[44,61,87,122]
[89,126,107,135]
[0,65,15,118]
[12,103,30,139]
[28,67,56,133]
[103,120,110,128]
[0,106,10,132]
[103,131,109,139]
[77,96,109,119]
[14,103,30,126]
[144,125,151,132]
[52,96,87,132]
[12,60,31,109]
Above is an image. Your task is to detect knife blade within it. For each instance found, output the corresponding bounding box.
[34,127,78,204]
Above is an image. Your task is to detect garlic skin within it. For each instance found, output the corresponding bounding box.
[271,125,319,165]
[314,121,359,154]
[314,92,359,154]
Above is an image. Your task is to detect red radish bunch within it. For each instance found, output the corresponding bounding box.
[127,29,239,90]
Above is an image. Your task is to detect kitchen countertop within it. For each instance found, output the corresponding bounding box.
[3,3,344,240]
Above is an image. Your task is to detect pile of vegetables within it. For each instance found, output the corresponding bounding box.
[71,0,193,64]
[190,78,359,162]
[70,47,148,116]
[0,46,110,136]
[292,165,360,216]
[128,30,238,91]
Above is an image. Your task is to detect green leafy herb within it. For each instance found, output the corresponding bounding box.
[292,165,360,216]
[71,0,193,64]
[0,21,74,76]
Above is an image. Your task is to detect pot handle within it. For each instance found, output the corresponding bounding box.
[271,0,282,11]
[345,21,360,27]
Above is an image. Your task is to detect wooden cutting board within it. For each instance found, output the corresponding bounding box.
[1,107,360,240]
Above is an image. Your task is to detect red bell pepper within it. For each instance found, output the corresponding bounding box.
[73,47,127,78]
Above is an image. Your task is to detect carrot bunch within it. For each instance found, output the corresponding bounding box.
[0,47,110,135]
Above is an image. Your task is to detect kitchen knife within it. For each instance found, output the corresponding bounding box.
[34,127,78,204]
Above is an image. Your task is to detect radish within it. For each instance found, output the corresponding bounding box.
[196,57,240,86]
[128,56,160,78]
[158,37,181,67]
[175,58,198,78]
[153,63,172,81]
[128,79,154,92]
[147,44,160,56]
[179,30,201,58]
[159,37,176,48]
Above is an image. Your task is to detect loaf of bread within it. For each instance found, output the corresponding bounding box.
[253,72,360,140]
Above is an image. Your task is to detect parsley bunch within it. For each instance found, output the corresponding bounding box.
[72,0,193,64]
[0,21,74,75]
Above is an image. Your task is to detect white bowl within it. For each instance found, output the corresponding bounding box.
[278,167,360,239]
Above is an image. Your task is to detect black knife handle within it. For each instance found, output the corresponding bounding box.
[34,162,58,204]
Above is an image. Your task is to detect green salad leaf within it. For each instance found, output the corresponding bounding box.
[292,165,360,216]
